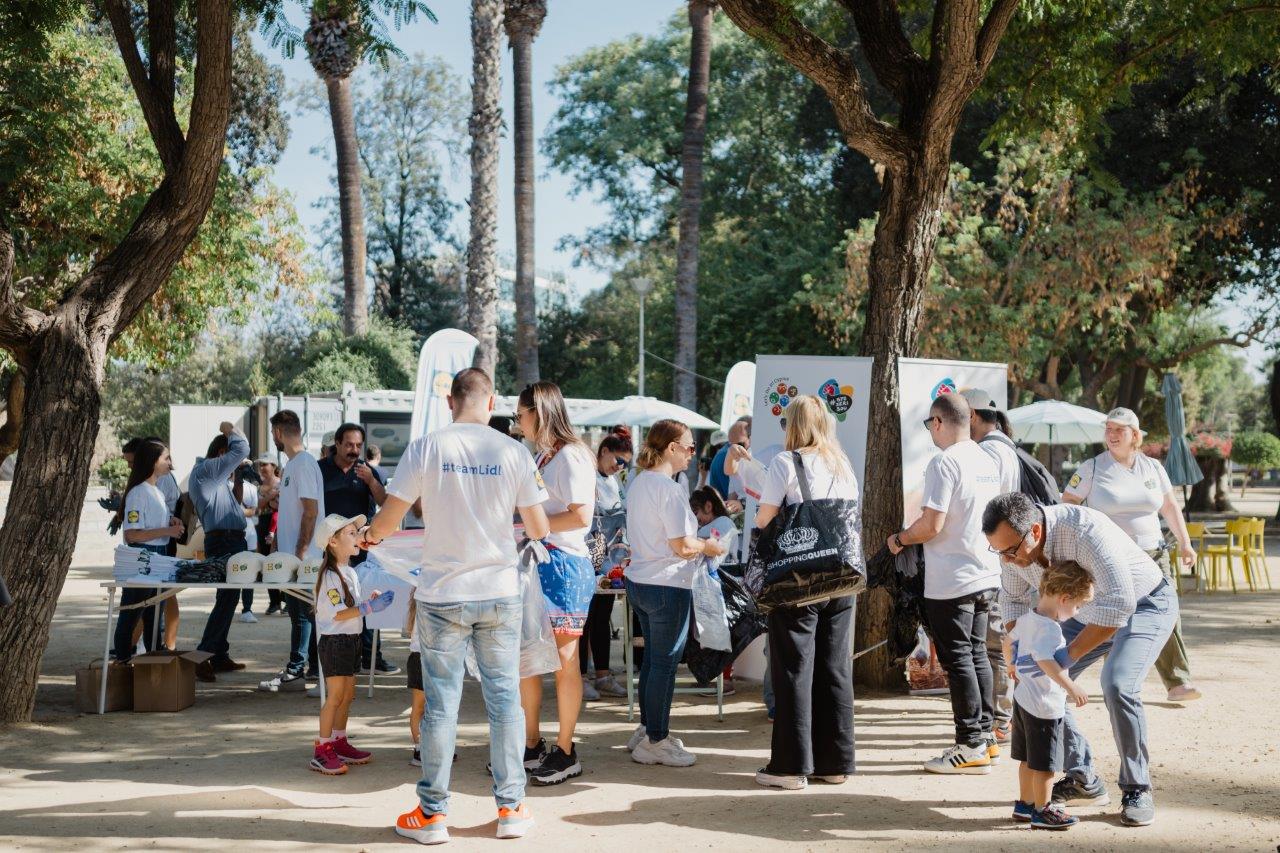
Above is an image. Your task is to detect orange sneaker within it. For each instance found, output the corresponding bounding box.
[496,803,534,839]
[395,805,448,845]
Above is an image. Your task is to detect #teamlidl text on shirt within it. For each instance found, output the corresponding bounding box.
[440,462,504,476]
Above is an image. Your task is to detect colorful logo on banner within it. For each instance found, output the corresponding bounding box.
[730,392,752,418]
[818,378,855,422]
[432,370,453,399]
[930,377,957,400]
[765,378,799,422]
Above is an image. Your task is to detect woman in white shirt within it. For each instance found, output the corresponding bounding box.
[580,428,633,701]
[113,440,185,662]
[752,395,860,791]
[624,419,727,767]
[515,382,599,785]
[1064,407,1200,702]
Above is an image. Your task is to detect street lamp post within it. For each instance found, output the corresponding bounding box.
[632,276,653,397]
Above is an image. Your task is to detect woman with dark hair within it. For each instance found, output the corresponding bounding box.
[515,381,599,785]
[580,427,633,701]
[624,419,726,767]
[113,440,184,661]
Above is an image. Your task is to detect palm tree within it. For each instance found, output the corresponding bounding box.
[673,0,715,410]
[306,3,368,336]
[467,0,504,375]
[505,0,546,386]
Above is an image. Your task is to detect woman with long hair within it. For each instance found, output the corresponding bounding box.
[752,395,860,790]
[624,419,727,767]
[580,427,633,701]
[113,440,184,661]
[515,381,599,784]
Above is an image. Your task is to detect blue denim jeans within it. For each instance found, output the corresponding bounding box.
[285,594,315,675]
[625,579,691,743]
[415,596,524,815]
[1061,580,1178,792]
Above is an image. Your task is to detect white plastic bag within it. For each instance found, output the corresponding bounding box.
[691,561,731,652]
[464,539,561,680]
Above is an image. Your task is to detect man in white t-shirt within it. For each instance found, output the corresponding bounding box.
[360,368,550,845]
[887,392,1002,775]
[258,409,323,693]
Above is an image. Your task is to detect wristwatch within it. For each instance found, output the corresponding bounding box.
[893,532,905,549]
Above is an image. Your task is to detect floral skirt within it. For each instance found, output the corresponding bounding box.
[537,548,596,637]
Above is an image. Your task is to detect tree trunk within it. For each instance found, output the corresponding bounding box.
[327,75,368,337]
[467,0,504,377]
[1272,361,1280,520]
[672,0,714,411]
[855,162,949,689]
[511,28,539,386]
[0,324,104,720]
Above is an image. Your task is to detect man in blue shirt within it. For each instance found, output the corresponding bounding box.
[709,417,751,512]
[190,421,251,682]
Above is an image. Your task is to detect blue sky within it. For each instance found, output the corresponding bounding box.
[260,2,682,298]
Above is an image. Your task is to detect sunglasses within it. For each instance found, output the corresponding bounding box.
[922,416,939,429]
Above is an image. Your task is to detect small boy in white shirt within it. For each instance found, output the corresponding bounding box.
[1004,560,1093,830]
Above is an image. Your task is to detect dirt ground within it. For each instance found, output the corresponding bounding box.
[1,487,1278,851]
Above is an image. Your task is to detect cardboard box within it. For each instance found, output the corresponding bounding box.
[131,650,213,712]
[75,659,133,713]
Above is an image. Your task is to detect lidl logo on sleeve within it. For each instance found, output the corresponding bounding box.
[327,588,341,606]
[535,470,546,490]
[126,510,140,523]
[1068,473,1082,488]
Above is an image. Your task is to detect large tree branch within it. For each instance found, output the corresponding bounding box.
[719,0,911,171]
[1108,4,1280,89]
[840,0,927,105]
[975,0,1020,73]
[103,0,185,175]
[1135,314,1273,371]
[148,0,177,106]
[0,232,49,361]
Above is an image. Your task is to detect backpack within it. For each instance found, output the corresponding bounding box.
[980,431,1060,506]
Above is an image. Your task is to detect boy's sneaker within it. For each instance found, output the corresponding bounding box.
[986,735,1002,765]
[1031,803,1079,830]
[1120,789,1155,826]
[395,805,449,845]
[530,745,583,785]
[331,736,371,765]
[496,803,534,839]
[1011,800,1035,822]
[581,679,600,701]
[755,769,806,790]
[594,674,627,697]
[258,670,306,693]
[631,736,696,767]
[410,747,421,767]
[309,741,348,775]
[625,725,647,752]
[1051,775,1111,807]
[923,743,992,775]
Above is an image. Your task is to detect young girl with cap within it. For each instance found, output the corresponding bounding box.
[310,513,396,775]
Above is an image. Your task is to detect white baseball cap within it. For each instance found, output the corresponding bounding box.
[312,513,367,552]
[959,387,1000,411]
[1105,407,1143,432]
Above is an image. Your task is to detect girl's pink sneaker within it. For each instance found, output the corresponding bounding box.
[331,736,372,765]
[310,740,348,775]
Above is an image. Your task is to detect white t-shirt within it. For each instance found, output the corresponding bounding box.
[1065,452,1172,550]
[240,481,259,551]
[278,451,324,560]
[315,564,362,636]
[1010,610,1068,719]
[978,433,1022,494]
[386,422,547,604]
[123,482,171,548]
[537,443,596,557]
[157,473,181,515]
[919,440,1002,600]
[697,516,737,570]
[596,472,624,513]
[760,449,859,506]
[624,470,701,588]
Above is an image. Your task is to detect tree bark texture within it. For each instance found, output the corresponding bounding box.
[327,75,369,337]
[467,0,504,378]
[0,0,233,722]
[672,0,715,411]
[506,0,545,388]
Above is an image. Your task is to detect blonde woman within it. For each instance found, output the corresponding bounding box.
[752,395,859,791]
[515,381,598,785]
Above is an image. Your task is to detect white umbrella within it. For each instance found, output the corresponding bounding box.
[577,395,720,430]
[1007,400,1107,444]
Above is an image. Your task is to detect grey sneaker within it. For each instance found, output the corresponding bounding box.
[1120,789,1155,826]
[1051,774,1111,807]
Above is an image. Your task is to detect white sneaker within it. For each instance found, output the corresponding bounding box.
[755,769,807,790]
[923,743,992,775]
[306,685,321,698]
[626,724,647,752]
[239,611,258,623]
[258,670,306,693]
[631,736,696,767]
[595,675,628,697]
[581,679,600,701]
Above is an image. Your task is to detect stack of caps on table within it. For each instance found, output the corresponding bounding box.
[113,544,180,583]
[226,552,263,584]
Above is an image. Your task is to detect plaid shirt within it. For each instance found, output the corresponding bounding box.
[999,503,1162,629]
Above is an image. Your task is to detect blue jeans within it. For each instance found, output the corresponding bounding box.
[415,596,524,815]
[197,530,248,662]
[1061,580,1178,792]
[285,594,315,675]
[625,579,691,743]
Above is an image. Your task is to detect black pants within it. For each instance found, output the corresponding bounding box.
[579,593,615,674]
[196,530,248,662]
[112,587,160,662]
[766,596,856,777]
[923,589,996,746]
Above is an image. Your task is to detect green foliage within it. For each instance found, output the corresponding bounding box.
[284,320,417,394]
[1231,431,1280,470]
[253,1,438,67]
[289,350,382,394]
[96,456,129,492]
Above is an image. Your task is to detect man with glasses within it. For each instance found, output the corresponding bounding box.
[887,393,1002,775]
[981,492,1175,827]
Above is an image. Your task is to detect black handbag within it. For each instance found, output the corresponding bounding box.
[745,451,866,614]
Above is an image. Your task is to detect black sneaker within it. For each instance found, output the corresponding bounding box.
[487,738,546,776]
[375,659,401,675]
[410,748,421,767]
[1051,774,1111,807]
[1031,803,1079,830]
[530,745,583,786]
[1120,789,1155,826]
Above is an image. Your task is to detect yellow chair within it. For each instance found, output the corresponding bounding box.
[1204,519,1252,593]
[1184,522,1209,593]
[1243,518,1272,591]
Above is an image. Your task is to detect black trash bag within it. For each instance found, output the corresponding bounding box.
[865,543,927,662]
[685,563,766,684]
